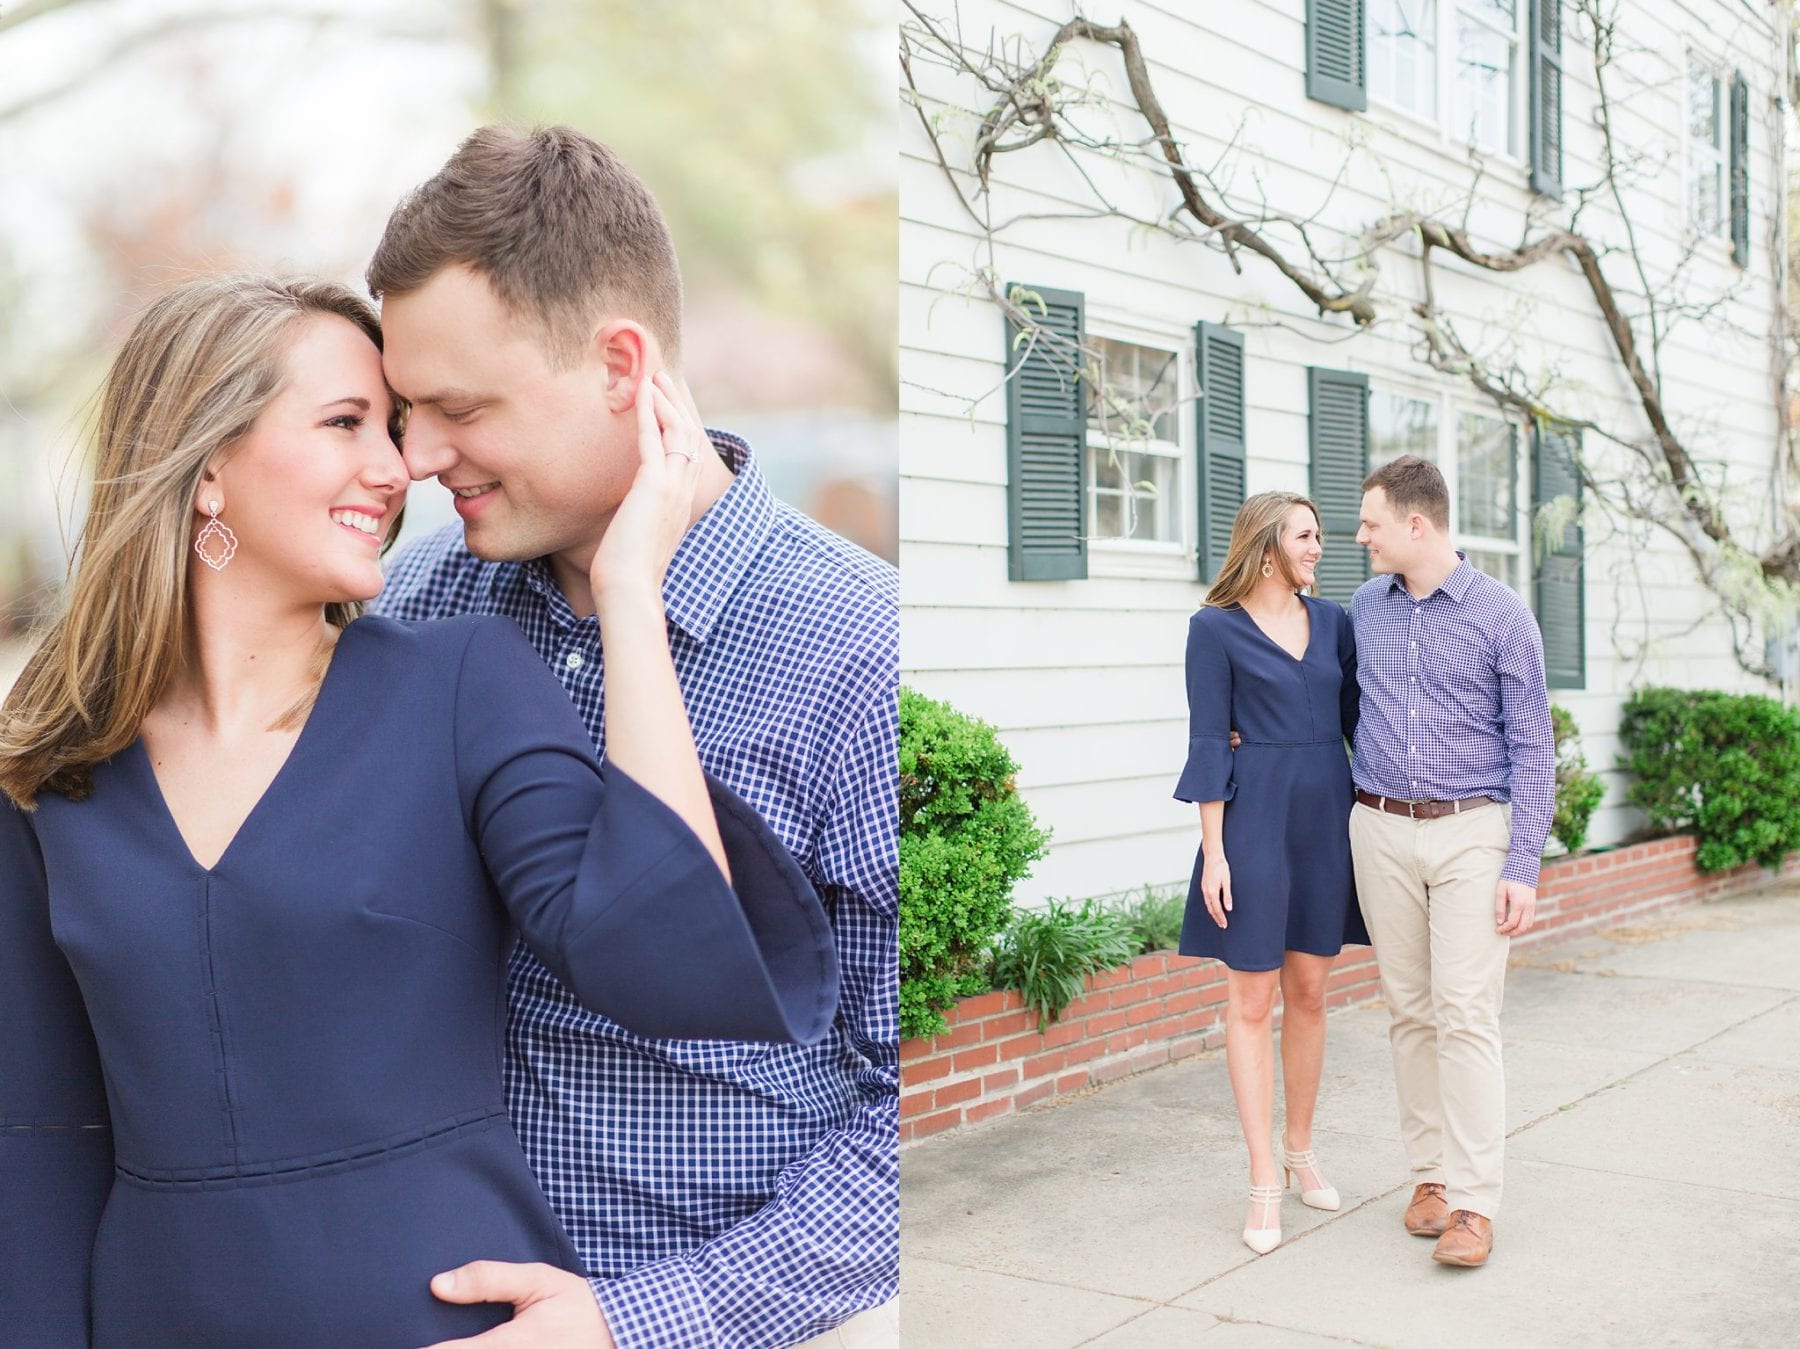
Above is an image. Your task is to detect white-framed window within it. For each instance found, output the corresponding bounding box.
[1370,389,1438,466]
[1369,0,1525,160]
[1687,53,1726,238]
[1455,409,1521,589]
[1085,334,1185,551]
[1369,387,1528,594]
[1370,0,1438,121]
[1453,0,1519,156]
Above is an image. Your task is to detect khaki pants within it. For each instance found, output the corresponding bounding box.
[791,1298,899,1348]
[1349,800,1512,1218]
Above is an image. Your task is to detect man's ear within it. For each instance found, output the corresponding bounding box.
[592,320,653,412]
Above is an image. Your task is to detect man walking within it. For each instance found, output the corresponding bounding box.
[369,125,898,1346]
[1349,455,1554,1269]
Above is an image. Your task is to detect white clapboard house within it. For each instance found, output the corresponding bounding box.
[900,0,1794,903]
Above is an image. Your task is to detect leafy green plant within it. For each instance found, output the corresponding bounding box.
[1618,687,1800,872]
[899,687,1050,1040]
[1550,704,1606,854]
[989,898,1140,1032]
[1113,883,1187,955]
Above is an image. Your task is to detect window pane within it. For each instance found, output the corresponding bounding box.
[1370,0,1438,119]
[1088,446,1180,544]
[1370,391,1438,466]
[1461,0,1514,21]
[1688,58,1718,145]
[1454,17,1516,154]
[1464,548,1519,592]
[1088,336,1179,444]
[1691,158,1723,236]
[1457,413,1516,537]
[1093,488,1124,539]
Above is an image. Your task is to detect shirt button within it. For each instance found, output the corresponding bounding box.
[564,651,584,671]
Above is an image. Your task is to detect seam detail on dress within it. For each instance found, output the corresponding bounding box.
[114,1105,507,1189]
[198,873,240,1160]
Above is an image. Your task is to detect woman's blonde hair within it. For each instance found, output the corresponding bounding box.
[0,275,393,808]
[1204,491,1322,609]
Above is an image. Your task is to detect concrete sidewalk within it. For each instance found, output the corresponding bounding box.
[900,882,1800,1348]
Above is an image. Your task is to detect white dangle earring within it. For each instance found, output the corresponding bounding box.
[194,500,238,571]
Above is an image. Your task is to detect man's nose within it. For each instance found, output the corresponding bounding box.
[401,429,457,484]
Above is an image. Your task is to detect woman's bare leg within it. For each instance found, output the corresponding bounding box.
[1278,950,1335,1188]
[1225,967,1282,1203]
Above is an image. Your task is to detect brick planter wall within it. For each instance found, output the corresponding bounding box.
[899,835,1800,1145]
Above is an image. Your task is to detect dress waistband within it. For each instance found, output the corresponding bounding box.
[1236,737,1344,747]
[114,1106,506,1191]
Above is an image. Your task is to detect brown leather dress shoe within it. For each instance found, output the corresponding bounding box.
[1432,1210,1494,1266]
[1403,1182,1448,1237]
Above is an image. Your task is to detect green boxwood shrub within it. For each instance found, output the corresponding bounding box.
[1618,687,1800,872]
[899,687,1049,1040]
[1550,705,1606,854]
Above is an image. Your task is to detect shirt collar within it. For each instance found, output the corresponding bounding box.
[1385,550,1476,603]
[497,429,776,645]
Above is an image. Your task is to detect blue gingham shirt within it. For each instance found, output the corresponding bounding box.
[1349,555,1556,885]
[374,432,899,1348]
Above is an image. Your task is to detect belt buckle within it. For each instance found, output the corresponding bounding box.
[1407,798,1418,820]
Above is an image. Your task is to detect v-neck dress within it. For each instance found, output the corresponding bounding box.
[1,614,838,1348]
[1173,596,1369,970]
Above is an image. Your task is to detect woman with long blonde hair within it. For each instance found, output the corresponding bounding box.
[1174,490,1368,1255]
[0,275,834,1346]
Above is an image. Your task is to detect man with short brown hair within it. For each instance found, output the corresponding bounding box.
[1350,454,1554,1269]
[370,125,898,1348]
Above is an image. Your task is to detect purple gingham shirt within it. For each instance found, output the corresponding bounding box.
[374,432,898,1348]
[1349,555,1556,885]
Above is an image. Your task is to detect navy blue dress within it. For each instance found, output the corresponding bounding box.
[0,614,838,1348]
[1173,595,1369,970]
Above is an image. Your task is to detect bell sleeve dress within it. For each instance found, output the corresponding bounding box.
[1172,597,1369,971]
[0,613,838,1348]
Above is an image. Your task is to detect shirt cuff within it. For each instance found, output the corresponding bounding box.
[591,1264,717,1349]
[1500,851,1541,887]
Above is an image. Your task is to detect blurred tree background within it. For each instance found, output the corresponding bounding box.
[0,0,895,674]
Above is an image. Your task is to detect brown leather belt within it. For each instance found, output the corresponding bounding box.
[1355,789,1497,820]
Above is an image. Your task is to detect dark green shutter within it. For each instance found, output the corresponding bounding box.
[1307,368,1369,604]
[1729,72,1749,266]
[1529,0,1564,200]
[1195,321,1246,581]
[1534,421,1585,689]
[1004,285,1087,581]
[1306,0,1367,111]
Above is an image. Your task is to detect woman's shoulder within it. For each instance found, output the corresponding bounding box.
[1187,603,1239,647]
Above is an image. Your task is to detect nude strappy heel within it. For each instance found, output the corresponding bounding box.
[1280,1143,1341,1211]
[1242,1181,1284,1254]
